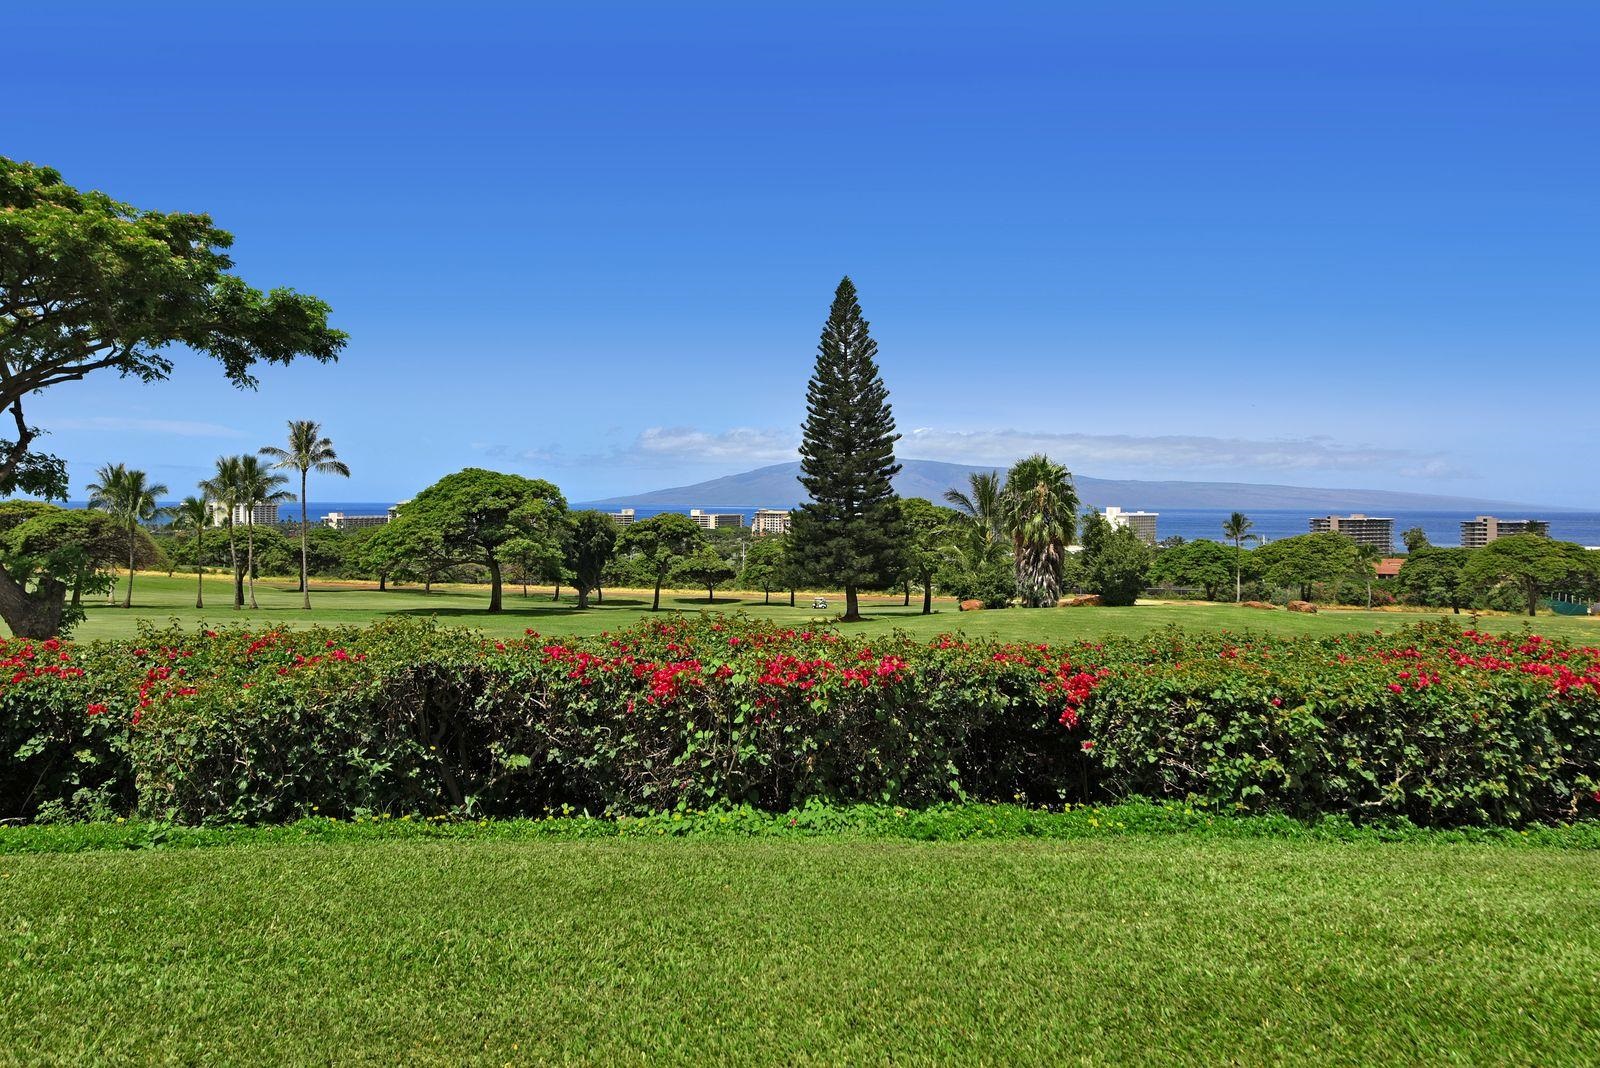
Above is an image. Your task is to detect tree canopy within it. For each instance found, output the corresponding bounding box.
[563,511,618,610]
[1461,534,1598,617]
[0,157,346,500]
[617,512,703,610]
[388,469,567,611]
[1149,538,1234,601]
[1249,532,1358,602]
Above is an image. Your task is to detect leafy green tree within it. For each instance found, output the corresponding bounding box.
[357,519,455,593]
[618,512,704,610]
[1251,532,1358,602]
[0,502,145,636]
[899,497,961,614]
[1082,523,1153,606]
[386,469,567,611]
[0,157,344,637]
[739,535,788,605]
[85,463,169,608]
[502,533,565,598]
[1462,534,1599,617]
[676,543,737,603]
[1402,526,1430,553]
[1221,511,1261,602]
[1149,538,1233,600]
[563,511,618,609]
[1000,455,1078,607]
[789,277,905,622]
[169,495,213,609]
[261,419,350,608]
[1397,546,1471,613]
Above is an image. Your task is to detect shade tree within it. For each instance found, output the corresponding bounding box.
[383,469,567,611]
[676,543,737,603]
[563,511,618,610]
[0,157,343,637]
[617,512,704,611]
[1461,534,1599,617]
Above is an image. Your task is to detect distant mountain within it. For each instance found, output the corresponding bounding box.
[577,459,1540,513]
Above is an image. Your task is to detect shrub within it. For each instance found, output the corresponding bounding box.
[2,617,1598,827]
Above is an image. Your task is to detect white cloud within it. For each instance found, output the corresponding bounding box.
[53,417,245,438]
[632,426,799,463]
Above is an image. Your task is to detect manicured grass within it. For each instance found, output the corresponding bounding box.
[3,827,1597,1063]
[54,571,1600,643]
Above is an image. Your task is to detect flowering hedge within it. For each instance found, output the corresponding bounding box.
[2,616,1598,826]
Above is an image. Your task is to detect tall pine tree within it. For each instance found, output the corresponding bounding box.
[790,277,904,621]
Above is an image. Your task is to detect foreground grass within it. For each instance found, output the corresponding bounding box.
[57,571,1600,643]
[3,824,1598,1064]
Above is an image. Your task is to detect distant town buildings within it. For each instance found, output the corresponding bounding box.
[607,508,636,526]
[1103,506,1158,545]
[689,509,744,530]
[321,511,390,531]
[1309,513,1395,551]
[751,508,791,536]
[208,502,280,526]
[1460,515,1549,548]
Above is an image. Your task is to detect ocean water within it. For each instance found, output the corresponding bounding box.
[69,501,1600,551]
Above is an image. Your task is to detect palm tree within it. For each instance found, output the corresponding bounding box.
[1222,511,1263,603]
[999,455,1078,607]
[261,420,350,609]
[1352,543,1383,609]
[234,455,294,609]
[943,470,1004,561]
[85,463,169,608]
[170,495,212,609]
[201,456,246,609]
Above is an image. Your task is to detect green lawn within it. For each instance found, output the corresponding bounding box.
[50,570,1600,643]
[3,832,1597,1064]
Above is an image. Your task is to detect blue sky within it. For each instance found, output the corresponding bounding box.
[8,2,1598,506]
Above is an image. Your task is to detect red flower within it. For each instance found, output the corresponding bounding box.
[1388,683,1404,694]
[86,702,108,716]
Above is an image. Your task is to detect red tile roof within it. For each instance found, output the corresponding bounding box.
[1375,557,1404,578]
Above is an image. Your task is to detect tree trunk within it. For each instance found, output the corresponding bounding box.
[597,585,603,604]
[652,577,662,611]
[707,583,715,603]
[0,568,67,639]
[1527,582,1539,617]
[379,573,387,592]
[122,520,135,608]
[764,587,771,605]
[922,579,932,615]
[843,584,861,622]
[487,556,503,612]
[903,582,910,606]
[552,581,560,602]
[789,588,796,607]
[228,521,243,609]
[246,519,259,609]
[576,587,590,609]
[300,471,311,608]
